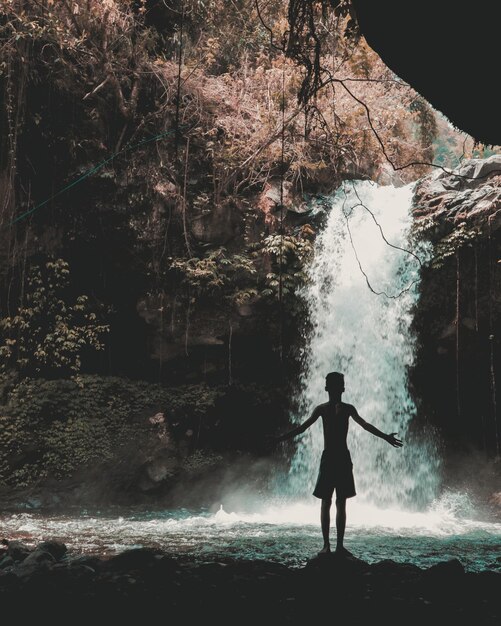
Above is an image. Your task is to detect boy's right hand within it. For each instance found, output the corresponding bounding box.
[385,432,403,447]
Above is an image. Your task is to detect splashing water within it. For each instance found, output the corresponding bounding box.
[288,181,440,508]
[2,492,501,571]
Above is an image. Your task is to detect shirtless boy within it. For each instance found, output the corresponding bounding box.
[276,372,403,555]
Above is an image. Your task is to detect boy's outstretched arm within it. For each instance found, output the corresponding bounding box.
[275,406,321,443]
[349,405,403,447]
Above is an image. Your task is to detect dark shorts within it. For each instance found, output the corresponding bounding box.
[313,450,356,500]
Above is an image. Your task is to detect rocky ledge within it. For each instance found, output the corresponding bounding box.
[413,154,501,233]
[0,540,499,624]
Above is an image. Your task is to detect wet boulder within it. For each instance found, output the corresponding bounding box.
[421,559,466,599]
[12,548,56,579]
[104,547,163,572]
[0,555,14,569]
[425,558,465,578]
[37,540,67,561]
[3,540,30,563]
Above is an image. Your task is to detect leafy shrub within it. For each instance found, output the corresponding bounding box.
[260,233,313,299]
[0,259,109,377]
[169,247,258,305]
[0,375,223,487]
[413,219,480,269]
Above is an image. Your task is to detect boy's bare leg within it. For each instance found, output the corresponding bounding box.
[335,497,347,552]
[319,497,332,553]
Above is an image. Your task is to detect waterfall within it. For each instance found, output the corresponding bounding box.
[288,181,440,510]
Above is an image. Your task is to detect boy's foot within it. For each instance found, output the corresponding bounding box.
[334,546,352,557]
[318,545,331,555]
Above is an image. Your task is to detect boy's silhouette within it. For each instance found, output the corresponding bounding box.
[276,372,403,555]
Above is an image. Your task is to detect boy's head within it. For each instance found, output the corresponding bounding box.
[325,371,345,394]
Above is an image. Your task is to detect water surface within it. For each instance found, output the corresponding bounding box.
[2,494,500,572]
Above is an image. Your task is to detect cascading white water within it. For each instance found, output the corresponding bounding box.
[288,180,440,510]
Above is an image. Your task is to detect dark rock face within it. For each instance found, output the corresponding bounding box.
[0,543,500,624]
[352,1,501,145]
[191,198,242,245]
[410,157,501,492]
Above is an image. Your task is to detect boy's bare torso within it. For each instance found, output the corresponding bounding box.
[316,401,353,452]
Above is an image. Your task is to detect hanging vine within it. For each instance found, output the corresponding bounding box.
[488,214,500,457]
[174,0,185,161]
[278,56,286,364]
[286,0,359,105]
[455,250,461,421]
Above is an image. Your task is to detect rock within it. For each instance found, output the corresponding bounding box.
[421,559,465,597]
[67,555,102,571]
[256,180,306,225]
[67,563,96,578]
[0,550,499,623]
[104,548,162,571]
[12,548,55,579]
[413,156,501,232]
[25,497,42,509]
[0,570,18,589]
[137,448,181,491]
[137,293,227,364]
[37,541,67,560]
[191,199,240,244]
[304,549,367,576]
[0,555,14,569]
[257,182,284,226]
[145,454,178,483]
[370,559,422,576]
[456,155,501,183]
[4,540,30,562]
[151,554,179,575]
[425,559,465,578]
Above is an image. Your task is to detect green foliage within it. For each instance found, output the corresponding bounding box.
[184,449,224,474]
[259,234,313,299]
[169,247,258,305]
[168,236,313,326]
[412,217,482,270]
[162,381,224,420]
[413,221,481,269]
[0,259,109,377]
[0,375,223,487]
[0,412,38,487]
[409,97,439,163]
[432,223,480,268]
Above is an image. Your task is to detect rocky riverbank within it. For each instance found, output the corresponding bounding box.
[1,540,500,624]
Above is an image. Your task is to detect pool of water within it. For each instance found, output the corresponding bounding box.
[1,493,500,572]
